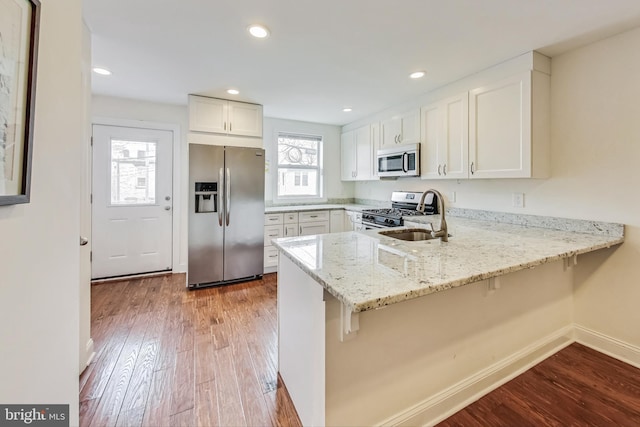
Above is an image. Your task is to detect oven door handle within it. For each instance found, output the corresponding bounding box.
[402,152,409,173]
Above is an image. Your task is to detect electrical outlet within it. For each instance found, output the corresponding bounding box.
[450,191,456,203]
[512,192,525,208]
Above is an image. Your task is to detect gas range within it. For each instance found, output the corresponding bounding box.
[361,191,438,229]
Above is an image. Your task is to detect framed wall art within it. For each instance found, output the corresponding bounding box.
[0,0,40,206]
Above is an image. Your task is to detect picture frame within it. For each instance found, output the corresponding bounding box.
[0,0,40,206]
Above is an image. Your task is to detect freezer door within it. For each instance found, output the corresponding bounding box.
[188,144,225,285]
[223,147,265,280]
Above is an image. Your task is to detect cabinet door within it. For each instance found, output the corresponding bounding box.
[228,101,263,137]
[330,210,344,233]
[189,95,227,133]
[354,124,373,180]
[284,224,299,238]
[341,131,356,181]
[264,246,279,268]
[380,117,401,147]
[441,93,469,179]
[420,103,441,179]
[469,72,531,178]
[400,109,421,144]
[264,224,284,245]
[299,221,330,236]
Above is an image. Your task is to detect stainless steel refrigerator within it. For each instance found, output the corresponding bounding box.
[188,144,265,288]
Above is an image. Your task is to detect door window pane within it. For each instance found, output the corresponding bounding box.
[110,139,157,205]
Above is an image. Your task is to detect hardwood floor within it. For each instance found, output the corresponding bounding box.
[82,273,640,427]
[438,342,640,427]
[80,273,301,427]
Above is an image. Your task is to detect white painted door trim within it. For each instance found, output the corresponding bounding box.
[92,117,186,274]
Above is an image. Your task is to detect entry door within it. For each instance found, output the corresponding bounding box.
[91,124,173,279]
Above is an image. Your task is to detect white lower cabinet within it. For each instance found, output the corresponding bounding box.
[330,210,345,232]
[298,210,330,236]
[264,210,332,272]
[284,212,299,238]
[299,221,330,236]
[264,214,284,272]
[344,210,363,231]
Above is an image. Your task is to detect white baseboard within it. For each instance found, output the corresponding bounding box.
[377,324,640,426]
[80,338,95,375]
[573,324,640,369]
[378,325,574,427]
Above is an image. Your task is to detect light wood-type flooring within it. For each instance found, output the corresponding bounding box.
[81,273,640,426]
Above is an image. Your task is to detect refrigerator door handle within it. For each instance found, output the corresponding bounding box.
[226,167,231,226]
[218,168,224,226]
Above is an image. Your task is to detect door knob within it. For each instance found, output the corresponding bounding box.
[80,236,89,246]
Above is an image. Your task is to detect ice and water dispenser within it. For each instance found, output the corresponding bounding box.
[194,182,217,213]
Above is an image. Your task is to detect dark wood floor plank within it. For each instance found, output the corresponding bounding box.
[88,310,151,427]
[194,332,216,385]
[170,349,195,416]
[118,339,158,416]
[141,367,173,427]
[439,342,640,426]
[168,408,195,427]
[213,346,248,427]
[195,380,220,427]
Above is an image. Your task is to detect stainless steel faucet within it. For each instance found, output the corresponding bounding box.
[417,189,448,242]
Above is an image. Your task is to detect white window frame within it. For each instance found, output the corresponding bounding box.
[274,132,325,203]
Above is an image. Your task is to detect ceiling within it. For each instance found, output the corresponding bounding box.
[83,0,640,126]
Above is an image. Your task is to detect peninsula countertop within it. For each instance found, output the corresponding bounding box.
[271,210,624,313]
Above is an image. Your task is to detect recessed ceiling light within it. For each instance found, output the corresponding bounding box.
[227,89,239,95]
[248,25,270,38]
[409,71,426,79]
[343,107,353,112]
[92,67,112,76]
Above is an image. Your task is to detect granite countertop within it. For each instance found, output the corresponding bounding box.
[265,203,378,214]
[271,210,624,313]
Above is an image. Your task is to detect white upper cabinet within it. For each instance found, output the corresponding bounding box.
[341,124,376,181]
[341,130,356,180]
[188,95,263,138]
[380,109,420,147]
[468,70,549,178]
[421,93,469,180]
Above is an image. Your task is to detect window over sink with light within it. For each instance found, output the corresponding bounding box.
[276,132,323,201]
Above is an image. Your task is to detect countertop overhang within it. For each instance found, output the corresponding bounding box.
[272,210,624,313]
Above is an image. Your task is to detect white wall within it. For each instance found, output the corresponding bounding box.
[0,0,83,424]
[354,27,640,349]
[263,117,354,204]
[91,95,189,273]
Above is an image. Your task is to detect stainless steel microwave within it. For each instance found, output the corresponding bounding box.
[377,143,420,177]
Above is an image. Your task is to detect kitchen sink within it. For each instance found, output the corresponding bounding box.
[378,228,448,242]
